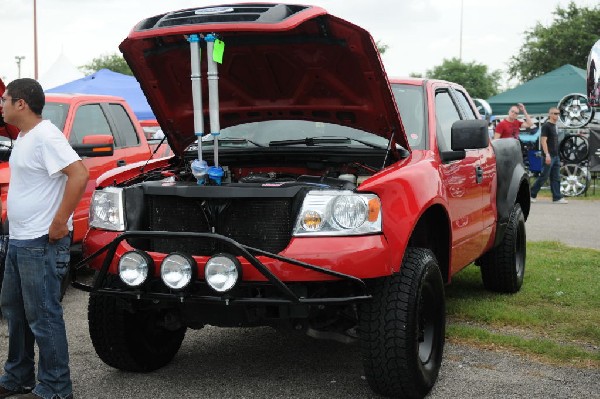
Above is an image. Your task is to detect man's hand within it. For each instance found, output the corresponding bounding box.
[49,219,69,243]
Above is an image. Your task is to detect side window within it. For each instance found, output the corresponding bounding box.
[454,90,477,120]
[70,104,114,145]
[391,84,426,149]
[109,104,140,147]
[435,91,461,152]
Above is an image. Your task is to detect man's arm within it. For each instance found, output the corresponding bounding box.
[494,121,503,139]
[49,160,89,242]
[518,103,534,128]
[540,136,551,165]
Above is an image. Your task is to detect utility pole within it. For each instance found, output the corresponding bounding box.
[34,0,39,79]
[459,0,464,60]
[15,56,26,78]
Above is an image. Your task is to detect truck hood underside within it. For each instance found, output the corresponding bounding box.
[119,4,407,155]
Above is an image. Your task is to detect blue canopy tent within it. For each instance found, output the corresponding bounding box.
[46,69,155,121]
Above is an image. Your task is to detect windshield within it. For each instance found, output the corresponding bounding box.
[391,84,426,150]
[197,120,391,149]
[42,102,70,131]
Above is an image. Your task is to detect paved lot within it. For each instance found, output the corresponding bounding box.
[527,198,600,250]
[0,199,599,398]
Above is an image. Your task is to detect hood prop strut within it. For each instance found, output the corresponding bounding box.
[188,34,209,184]
[187,33,225,185]
[205,34,224,185]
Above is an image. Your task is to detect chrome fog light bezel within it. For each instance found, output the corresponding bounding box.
[160,252,196,290]
[205,253,242,293]
[118,250,153,287]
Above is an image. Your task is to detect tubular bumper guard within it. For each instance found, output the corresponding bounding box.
[71,230,372,306]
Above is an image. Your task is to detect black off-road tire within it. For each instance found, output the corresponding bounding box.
[480,203,526,293]
[358,248,446,398]
[88,275,186,372]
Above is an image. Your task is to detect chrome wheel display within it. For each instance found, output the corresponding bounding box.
[560,164,590,197]
[558,93,595,128]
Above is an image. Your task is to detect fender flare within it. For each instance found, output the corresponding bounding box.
[491,138,530,247]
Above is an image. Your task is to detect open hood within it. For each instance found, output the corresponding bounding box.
[119,3,407,155]
[0,78,19,140]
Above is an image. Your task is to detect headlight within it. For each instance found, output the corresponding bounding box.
[161,253,195,290]
[89,187,125,231]
[205,253,242,293]
[119,250,153,287]
[293,190,382,236]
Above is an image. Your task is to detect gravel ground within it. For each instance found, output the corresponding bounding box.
[2,294,599,399]
[0,200,599,398]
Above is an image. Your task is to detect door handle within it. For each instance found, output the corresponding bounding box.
[475,166,483,184]
[117,160,126,167]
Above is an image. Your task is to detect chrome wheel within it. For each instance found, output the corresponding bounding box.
[560,164,590,197]
[558,93,595,128]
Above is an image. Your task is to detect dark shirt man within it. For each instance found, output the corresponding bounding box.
[530,107,567,204]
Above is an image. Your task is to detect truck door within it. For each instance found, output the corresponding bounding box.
[452,89,496,247]
[434,89,485,273]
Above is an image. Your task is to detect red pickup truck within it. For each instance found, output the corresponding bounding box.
[75,4,530,398]
[0,86,170,294]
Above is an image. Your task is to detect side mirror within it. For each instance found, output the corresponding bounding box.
[587,39,600,107]
[440,120,489,162]
[72,134,114,157]
[451,119,489,150]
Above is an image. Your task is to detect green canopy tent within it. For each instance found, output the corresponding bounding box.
[487,64,586,115]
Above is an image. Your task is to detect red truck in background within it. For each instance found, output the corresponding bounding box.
[0,83,171,293]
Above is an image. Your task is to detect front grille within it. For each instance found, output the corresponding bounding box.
[145,195,294,255]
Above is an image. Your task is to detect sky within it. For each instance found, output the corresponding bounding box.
[0,0,597,89]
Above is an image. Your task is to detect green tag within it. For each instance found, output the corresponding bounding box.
[213,39,225,64]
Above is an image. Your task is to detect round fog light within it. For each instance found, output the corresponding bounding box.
[161,253,195,290]
[205,253,241,293]
[119,250,153,287]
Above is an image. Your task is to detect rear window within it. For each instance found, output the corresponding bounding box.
[42,102,70,131]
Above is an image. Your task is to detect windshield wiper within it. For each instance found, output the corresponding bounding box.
[269,137,351,147]
[202,138,264,147]
[269,136,390,150]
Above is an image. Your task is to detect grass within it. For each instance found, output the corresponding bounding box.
[445,241,600,368]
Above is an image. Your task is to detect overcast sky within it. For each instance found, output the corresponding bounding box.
[0,0,597,89]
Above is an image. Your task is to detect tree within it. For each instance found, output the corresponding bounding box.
[425,58,501,99]
[81,53,132,76]
[508,2,600,82]
[376,40,389,55]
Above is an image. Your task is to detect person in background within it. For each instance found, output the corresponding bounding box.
[0,78,19,140]
[530,107,567,204]
[0,78,89,399]
[494,103,534,140]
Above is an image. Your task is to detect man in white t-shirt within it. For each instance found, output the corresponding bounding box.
[0,78,88,399]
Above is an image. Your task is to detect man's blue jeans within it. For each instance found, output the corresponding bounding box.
[530,155,563,201]
[0,234,73,399]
